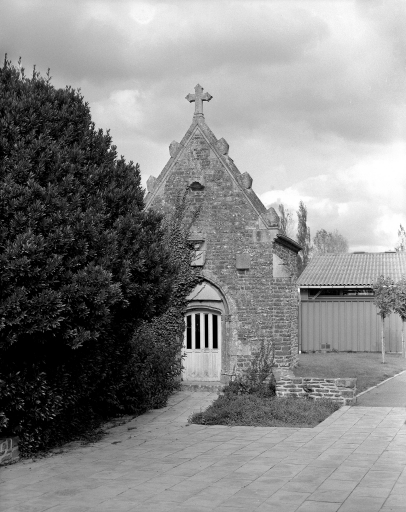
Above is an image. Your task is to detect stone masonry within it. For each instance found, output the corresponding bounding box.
[275,369,357,405]
[145,84,302,381]
[0,436,19,465]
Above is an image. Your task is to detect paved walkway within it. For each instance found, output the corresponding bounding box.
[357,371,406,407]
[1,391,406,512]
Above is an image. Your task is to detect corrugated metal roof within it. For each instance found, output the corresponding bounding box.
[297,253,406,287]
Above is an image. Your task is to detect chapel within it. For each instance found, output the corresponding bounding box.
[145,84,301,382]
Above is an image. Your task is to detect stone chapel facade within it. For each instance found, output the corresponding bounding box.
[145,84,301,382]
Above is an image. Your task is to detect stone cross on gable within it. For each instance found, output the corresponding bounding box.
[185,84,212,116]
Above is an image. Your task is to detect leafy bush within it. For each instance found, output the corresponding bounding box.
[223,375,276,399]
[373,275,406,362]
[0,59,199,455]
[190,395,340,428]
[223,339,276,398]
[118,192,201,411]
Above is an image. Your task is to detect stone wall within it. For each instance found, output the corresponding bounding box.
[0,436,19,465]
[146,115,300,378]
[272,243,299,368]
[275,370,356,405]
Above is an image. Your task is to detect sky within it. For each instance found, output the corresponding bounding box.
[1,0,405,252]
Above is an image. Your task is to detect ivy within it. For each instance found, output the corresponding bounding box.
[0,59,200,455]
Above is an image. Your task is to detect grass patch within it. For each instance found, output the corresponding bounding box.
[190,394,340,428]
[294,353,406,394]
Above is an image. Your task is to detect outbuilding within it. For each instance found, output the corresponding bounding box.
[297,252,406,353]
[145,85,301,382]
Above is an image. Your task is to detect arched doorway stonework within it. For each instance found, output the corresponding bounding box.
[145,87,302,377]
[183,276,239,383]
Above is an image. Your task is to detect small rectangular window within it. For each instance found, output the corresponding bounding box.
[195,314,201,349]
[186,315,192,349]
[212,315,218,349]
[204,314,209,348]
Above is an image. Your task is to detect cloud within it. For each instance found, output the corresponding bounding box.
[1,0,404,252]
[0,1,328,84]
[3,0,403,149]
[92,89,145,129]
[260,142,406,252]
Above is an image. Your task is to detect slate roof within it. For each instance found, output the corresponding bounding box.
[297,252,406,287]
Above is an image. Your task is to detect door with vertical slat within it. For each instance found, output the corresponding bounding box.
[183,311,221,381]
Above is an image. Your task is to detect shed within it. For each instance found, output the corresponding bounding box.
[297,252,406,353]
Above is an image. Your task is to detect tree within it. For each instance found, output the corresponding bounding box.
[0,58,198,453]
[313,229,349,254]
[395,224,406,252]
[372,276,396,364]
[125,190,201,409]
[278,203,294,238]
[393,277,406,358]
[296,201,311,275]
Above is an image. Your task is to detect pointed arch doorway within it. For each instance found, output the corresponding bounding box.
[183,281,225,381]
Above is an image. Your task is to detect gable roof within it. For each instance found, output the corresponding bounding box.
[144,87,302,253]
[145,115,270,221]
[297,252,406,287]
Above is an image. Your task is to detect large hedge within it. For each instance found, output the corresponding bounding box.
[0,58,200,454]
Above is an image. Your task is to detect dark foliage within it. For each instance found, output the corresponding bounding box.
[119,192,202,411]
[296,201,311,275]
[0,58,199,454]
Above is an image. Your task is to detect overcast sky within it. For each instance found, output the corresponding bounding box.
[1,0,405,252]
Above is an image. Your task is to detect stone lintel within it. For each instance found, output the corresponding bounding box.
[188,232,206,242]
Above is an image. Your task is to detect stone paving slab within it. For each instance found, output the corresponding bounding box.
[356,370,406,407]
[1,391,405,512]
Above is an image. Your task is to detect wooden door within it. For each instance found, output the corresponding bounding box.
[183,311,221,381]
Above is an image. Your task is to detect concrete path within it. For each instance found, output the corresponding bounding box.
[1,392,406,512]
[357,371,406,407]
